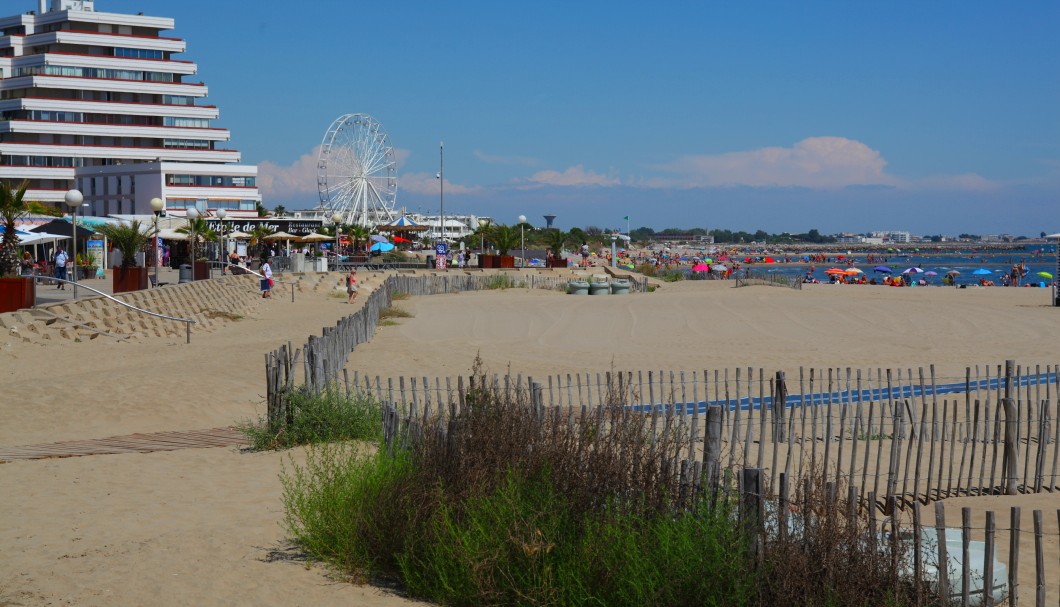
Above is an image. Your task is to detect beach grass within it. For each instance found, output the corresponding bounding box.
[278,360,939,606]
[378,306,412,320]
[238,387,381,450]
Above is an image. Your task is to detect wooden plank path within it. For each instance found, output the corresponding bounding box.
[0,427,246,462]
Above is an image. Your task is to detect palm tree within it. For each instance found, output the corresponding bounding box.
[0,180,55,278]
[346,225,370,254]
[273,205,287,217]
[541,229,569,262]
[175,216,217,264]
[487,224,520,257]
[94,220,152,269]
[248,225,274,258]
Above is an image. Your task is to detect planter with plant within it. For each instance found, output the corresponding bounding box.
[486,224,520,269]
[176,216,217,280]
[542,229,570,268]
[0,180,58,312]
[95,219,152,292]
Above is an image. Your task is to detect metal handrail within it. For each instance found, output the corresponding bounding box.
[22,274,197,343]
[235,266,296,303]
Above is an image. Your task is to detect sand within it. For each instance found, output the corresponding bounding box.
[2,275,1059,605]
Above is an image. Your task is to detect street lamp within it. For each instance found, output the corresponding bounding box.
[478,218,490,256]
[216,207,226,274]
[332,212,343,269]
[518,214,526,267]
[150,197,164,285]
[186,207,199,276]
[64,189,83,298]
[437,141,444,245]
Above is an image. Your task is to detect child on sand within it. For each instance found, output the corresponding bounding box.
[346,269,359,303]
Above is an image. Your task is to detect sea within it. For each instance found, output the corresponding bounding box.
[680,244,1059,286]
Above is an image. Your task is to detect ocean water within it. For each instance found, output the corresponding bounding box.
[684,244,1059,286]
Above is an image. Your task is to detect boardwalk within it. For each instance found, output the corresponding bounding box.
[0,427,246,461]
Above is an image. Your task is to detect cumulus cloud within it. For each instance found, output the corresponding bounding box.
[649,137,900,189]
[524,165,620,187]
[473,149,541,167]
[400,171,484,196]
[257,146,322,200]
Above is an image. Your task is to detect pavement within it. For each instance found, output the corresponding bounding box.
[27,265,239,307]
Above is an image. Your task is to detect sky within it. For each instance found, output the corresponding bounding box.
[93,1,1059,236]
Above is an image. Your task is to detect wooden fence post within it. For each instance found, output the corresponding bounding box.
[740,467,764,564]
[774,370,787,442]
[1003,397,1019,495]
[704,405,723,490]
[934,501,951,601]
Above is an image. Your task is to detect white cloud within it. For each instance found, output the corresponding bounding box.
[524,165,620,187]
[257,146,322,200]
[473,149,541,167]
[400,172,484,196]
[649,137,900,189]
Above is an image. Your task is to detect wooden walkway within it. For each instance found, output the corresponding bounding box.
[0,427,246,462]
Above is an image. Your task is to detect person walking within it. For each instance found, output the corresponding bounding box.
[260,256,273,298]
[53,247,68,289]
[346,268,359,304]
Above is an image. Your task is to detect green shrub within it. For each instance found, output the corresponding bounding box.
[238,387,381,450]
[486,274,515,290]
[281,444,415,574]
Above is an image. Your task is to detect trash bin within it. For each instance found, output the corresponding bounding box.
[178,263,193,284]
[426,255,434,269]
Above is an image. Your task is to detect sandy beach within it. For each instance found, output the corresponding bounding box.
[3,272,1059,605]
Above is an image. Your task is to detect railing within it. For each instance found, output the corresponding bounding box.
[22,274,196,343]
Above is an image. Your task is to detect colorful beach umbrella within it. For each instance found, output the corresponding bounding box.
[902,267,924,274]
[971,268,993,276]
[873,265,892,273]
[924,271,938,277]
[824,268,846,275]
[1037,271,1053,279]
[691,263,709,272]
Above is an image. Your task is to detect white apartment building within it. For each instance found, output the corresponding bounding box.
[0,0,260,216]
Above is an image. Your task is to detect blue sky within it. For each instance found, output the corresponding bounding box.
[99,1,1059,236]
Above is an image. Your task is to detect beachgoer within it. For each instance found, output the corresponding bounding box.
[53,247,68,289]
[260,256,273,298]
[346,268,359,303]
[20,251,34,275]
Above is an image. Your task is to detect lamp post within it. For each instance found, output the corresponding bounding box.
[437,141,444,245]
[64,189,83,298]
[149,197,164,285]
[478,218,489,257]
[216,207,226,275]
[518,214,526,267]
[332,212,343,270]
[186,207,199,277]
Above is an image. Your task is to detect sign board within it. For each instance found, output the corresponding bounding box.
[435,242,449,257]
[86,238,104,273]
[203,218,323,236]
[435,254,448,270]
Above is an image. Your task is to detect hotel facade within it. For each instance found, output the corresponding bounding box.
[0,0,260,218]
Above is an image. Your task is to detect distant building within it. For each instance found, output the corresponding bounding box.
[0,0,260,217]
[871,231,911,243]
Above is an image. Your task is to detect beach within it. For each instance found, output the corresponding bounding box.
[2,272,1059,606]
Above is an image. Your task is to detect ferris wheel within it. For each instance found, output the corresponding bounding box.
[317,114,398,226]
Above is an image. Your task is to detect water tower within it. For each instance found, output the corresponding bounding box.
[543,214,557,229]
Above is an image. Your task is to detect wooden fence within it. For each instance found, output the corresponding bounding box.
[264,273,1060,606]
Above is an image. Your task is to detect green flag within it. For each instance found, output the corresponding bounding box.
[623,215,629,220]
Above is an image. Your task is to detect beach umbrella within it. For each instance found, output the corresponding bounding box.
[824,268,846,275]
[394,236,412,243]
[946,270,960,275]
[691,263,709,272]
[711,264,728,272]
[1037,271,1052,279]
[370,234,389,243]
[924,271,938,277]
[873,265,892,273]
[902,267,924,274]
[299,232,332,242]
[370,242,395,252]
[971,268,992,276]
[226,230,251,239]
[847,268,864,274]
